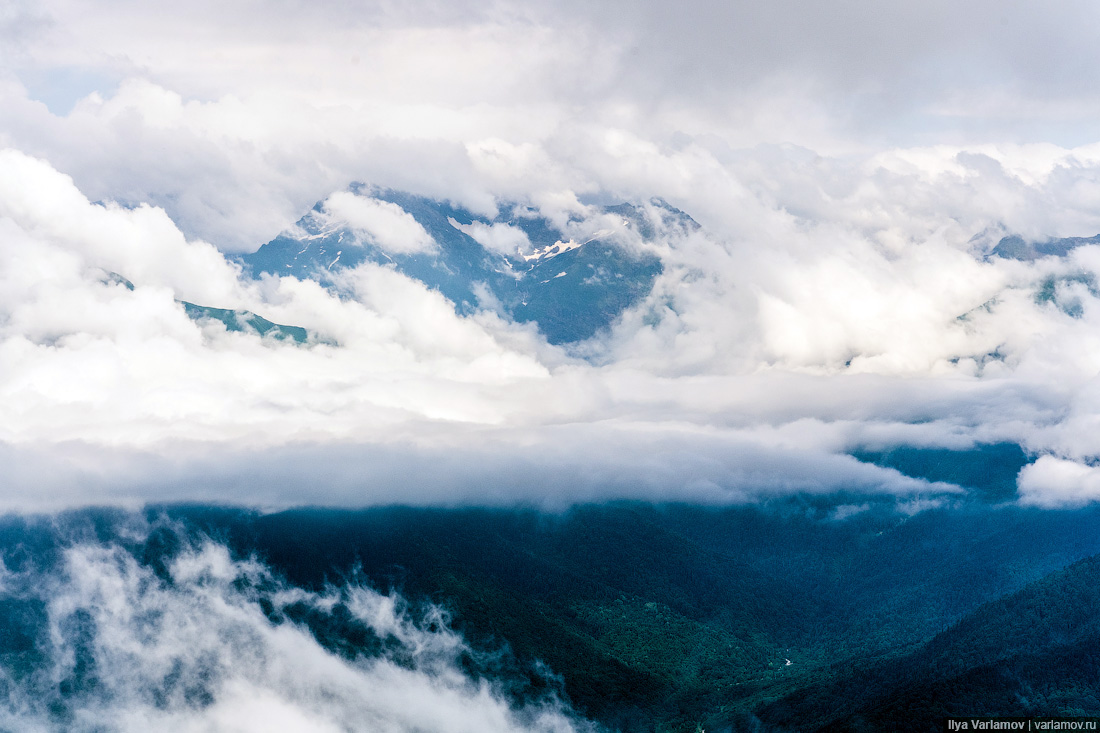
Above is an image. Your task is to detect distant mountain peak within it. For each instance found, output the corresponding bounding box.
[239,187,669,345]
[990,232,1100,261]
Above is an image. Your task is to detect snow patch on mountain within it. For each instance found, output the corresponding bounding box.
[523,239,584,262]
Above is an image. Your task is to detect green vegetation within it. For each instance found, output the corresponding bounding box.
[162,501,1100,731]
[180,301,310,343]
[764,554,1100,730]
[3,501,1099,730]
[850,443,1029,502]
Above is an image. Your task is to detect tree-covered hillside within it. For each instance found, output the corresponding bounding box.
[155,501,1100,732]
[0,501,1098,731]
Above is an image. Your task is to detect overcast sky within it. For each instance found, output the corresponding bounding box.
[5,0,1100,509]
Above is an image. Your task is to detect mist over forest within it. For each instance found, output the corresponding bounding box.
[5,1,1100,730]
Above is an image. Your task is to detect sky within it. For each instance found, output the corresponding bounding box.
[5,0,1100,509]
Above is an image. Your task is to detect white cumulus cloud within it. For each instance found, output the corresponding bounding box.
[322,192,437,255]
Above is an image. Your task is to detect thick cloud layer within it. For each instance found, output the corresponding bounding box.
[1,147,1100,509]
[4,2,1100,508]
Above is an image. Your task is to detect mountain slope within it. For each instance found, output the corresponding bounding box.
[181,302,309,343]
[761,551,1100,731]
[991,233,1100,261]
[240,187,677,344]
[160,501,1100,732]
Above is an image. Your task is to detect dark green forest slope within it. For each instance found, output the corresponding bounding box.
[763,553,1100,731]
[154,500,1100,732]
[1,494,1099,731]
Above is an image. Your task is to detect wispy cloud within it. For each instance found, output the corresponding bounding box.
[0,520,590,732]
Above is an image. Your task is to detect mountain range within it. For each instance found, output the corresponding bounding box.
[237,186,680,345]
[160,186,1100,351]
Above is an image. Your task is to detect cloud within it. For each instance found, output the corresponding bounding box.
[449,219,531,256]
[1017,456,1100,508]
[16,1,1100,146]
[321,192,437,255]
[0,525,590,732]
[7,3,1100,509]
[0,425,963,513]
[2,1,1099,250]
[8,147,1100,509]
